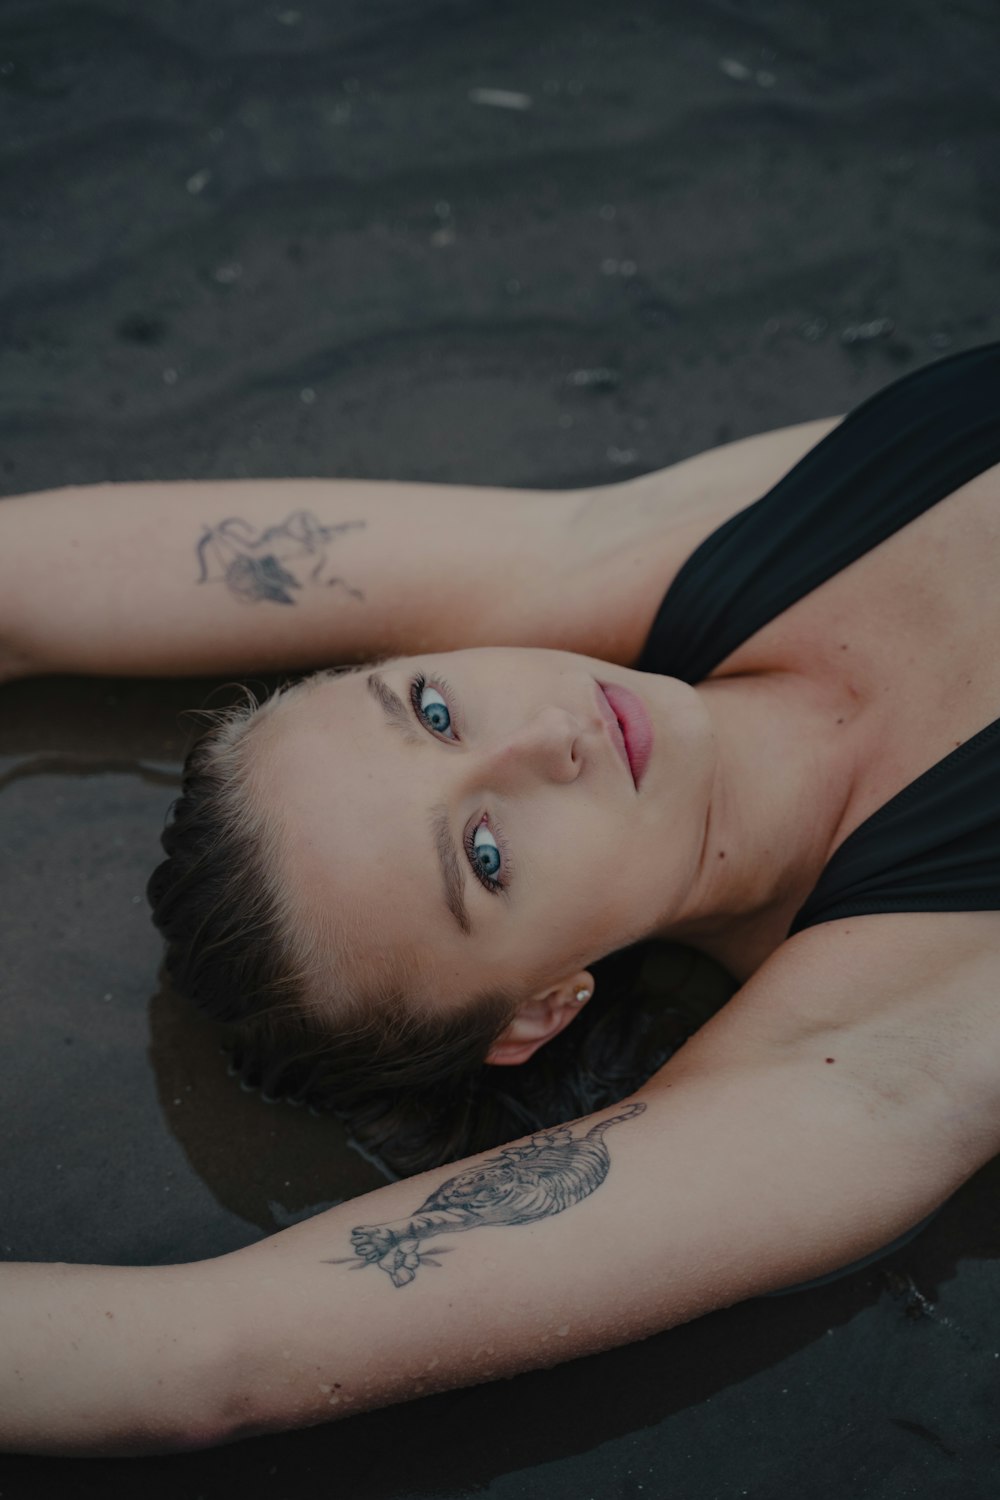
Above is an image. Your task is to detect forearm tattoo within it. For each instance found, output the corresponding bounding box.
[195,510,366,605]
[330,1102,646,1287]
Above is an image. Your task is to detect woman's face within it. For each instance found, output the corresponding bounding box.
[254,647,717,1025]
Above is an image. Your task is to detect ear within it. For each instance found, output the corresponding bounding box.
[485,972,595,1067]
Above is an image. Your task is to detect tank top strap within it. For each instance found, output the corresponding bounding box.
[638,343,1000,684]
[789,716,1000,933]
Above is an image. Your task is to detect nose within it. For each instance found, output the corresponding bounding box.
[474,705,584,788]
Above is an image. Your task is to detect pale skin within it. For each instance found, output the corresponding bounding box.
[1,418,999,1455]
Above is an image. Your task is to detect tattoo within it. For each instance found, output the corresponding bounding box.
[195,510,366,606]
[329,1102,646,1287]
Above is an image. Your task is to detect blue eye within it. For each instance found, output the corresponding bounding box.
[420,685,451,734]
[410,676,456,738]
[470,820,502,881]
[407,672,512,894]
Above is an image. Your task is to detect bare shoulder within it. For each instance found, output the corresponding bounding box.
[650,911,1000,1166]
[534,417,842,667]
[360,419,840,668]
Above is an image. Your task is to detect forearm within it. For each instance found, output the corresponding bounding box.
[0,1098,675,1456]
[0,1065,965,1458]
[0,476,571,680]
[0,1261,237,1456]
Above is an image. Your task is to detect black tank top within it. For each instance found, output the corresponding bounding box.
[637,343,1000,936]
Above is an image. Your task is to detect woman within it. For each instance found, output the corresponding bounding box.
[1,343,998,1456]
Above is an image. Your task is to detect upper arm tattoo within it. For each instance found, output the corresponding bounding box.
[330,1102,646,1287]
[195,510,366,605]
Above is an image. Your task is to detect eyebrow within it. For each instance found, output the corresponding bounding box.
[365,671,473,936]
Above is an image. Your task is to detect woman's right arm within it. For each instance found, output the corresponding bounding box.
[0,477,581,681]
[0,420,842,684]
[0,1058,973,1457]
[2,918,992,1457]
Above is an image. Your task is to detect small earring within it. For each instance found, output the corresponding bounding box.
[573,988,591,1004]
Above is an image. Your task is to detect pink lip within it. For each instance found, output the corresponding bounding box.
[595,681,653,789]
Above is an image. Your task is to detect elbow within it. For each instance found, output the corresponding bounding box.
[0,637,35,685]
[161,1418,250,1457]
[0,648,29,687]
[171,1334,270,1455]
[132,1321,264,1457]
[101,1388,261,1459]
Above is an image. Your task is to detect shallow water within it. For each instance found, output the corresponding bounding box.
[3,681,999,1499]
[0,676,387,1262]
[2,0,1000,1494]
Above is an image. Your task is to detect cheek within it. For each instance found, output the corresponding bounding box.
[572,817,656,931]
[547,818,626,912]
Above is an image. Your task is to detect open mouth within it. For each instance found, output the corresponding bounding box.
[595,682,653,789]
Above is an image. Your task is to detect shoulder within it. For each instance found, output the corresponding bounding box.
[651,911,1000,1167]
[529,418,842,667]
[399,418,843,666]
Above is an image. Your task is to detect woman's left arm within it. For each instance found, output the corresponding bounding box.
[2,915,996,1457]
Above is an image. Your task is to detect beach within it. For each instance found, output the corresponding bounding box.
[1,1,999,1494]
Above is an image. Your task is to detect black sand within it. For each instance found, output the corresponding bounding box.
[1,2,999,1495]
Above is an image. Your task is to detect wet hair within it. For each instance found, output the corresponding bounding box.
[148,674,709,1178]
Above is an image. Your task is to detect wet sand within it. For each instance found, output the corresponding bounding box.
[2,1,999,1495]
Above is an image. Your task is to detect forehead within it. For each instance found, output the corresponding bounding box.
[251,669,457,979]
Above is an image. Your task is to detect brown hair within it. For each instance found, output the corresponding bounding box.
[148,674,696,1177]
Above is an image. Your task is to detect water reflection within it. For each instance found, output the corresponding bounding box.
[148,973,386,1230]
[0,754,180,792]
[147,941,732,1233]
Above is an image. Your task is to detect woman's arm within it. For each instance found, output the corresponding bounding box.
[0,477,583,682]
[3,914,993,1457]
[0,420,842,684]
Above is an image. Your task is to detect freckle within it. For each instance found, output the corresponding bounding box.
[955,740,962,748]
[717,850,726,859]
[839,643,849,651]
[105,1311,114,1319]
[836,718,844,725]
[825,1057,836,1064]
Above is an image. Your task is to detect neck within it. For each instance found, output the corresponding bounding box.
[657,670,864,981]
